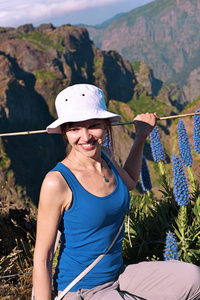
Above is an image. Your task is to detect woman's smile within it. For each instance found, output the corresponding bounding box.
[80,142,96,150]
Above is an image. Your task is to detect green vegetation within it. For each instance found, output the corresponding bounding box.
[0,156,11,169]
[16,31,52,51]
[132,61,141,74]
[123,161,200,265]
[92,56,106,86]
[1,109,200,297]
[0,170,36,299]
[127,95,169,118]
[108,100,135,124]
[183,96,200,111]
[33,70,57,81]
[93,56,104,70]
[15,31,65,52]
[0,144,11,169]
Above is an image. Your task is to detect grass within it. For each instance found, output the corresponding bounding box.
[33,70,58,81]
[15,31,65,52]
[0,168,37,299]
[127,95,170,118]
[132,61,141,74]
[92,56,105,84]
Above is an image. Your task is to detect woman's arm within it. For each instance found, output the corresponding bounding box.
[33,171,72,300]
[111,113,157,190]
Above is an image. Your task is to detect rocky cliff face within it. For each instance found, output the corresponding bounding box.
[0,23,138,203]
[0,23,185,204]
[0,24,136,105]
[85,0,200,102]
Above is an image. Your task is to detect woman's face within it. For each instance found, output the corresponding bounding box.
[65,119,106,158]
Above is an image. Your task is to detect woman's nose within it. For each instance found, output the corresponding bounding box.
[81,128,91,141]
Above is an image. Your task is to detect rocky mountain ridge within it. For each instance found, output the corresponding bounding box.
[84,0,200,102]
[0,23,187,204]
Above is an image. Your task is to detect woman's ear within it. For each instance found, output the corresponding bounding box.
[98,138,103,145]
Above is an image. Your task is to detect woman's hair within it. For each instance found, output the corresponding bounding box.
[104,119,114,152]
[60,122,72,155]
[60,119,114,154]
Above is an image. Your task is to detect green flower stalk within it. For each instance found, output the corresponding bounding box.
[174,206,189,262]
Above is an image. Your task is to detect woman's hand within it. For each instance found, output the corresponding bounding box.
[133,112,157,139]
[118,112,158,190]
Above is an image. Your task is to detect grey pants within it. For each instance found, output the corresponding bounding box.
[58,260,200,300]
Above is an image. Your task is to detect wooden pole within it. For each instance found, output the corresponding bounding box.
[0,112,199,137]
[111,111,200,126]
[0,129,47,137]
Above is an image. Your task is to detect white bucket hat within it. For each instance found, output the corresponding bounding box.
[46,84,121,133]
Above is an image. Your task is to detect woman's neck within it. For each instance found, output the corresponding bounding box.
[67,149,102,171]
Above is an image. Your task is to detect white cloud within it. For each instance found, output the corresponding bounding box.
[0,0,128,27]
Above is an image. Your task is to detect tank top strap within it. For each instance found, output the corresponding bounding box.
[50,162,81,193]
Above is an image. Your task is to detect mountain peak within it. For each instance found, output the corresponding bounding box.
[84,0,200,102]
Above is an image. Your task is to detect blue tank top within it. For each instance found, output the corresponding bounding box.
[52,151,130,292]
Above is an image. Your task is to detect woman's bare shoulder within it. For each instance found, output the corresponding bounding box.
[42,170,67,190]
[39,170,72,211]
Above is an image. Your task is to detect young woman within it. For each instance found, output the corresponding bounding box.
[33,84,200,300]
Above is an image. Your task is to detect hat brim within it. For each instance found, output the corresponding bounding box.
[46,110,121,134]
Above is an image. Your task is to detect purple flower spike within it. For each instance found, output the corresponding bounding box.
[150,126,165,163]
[193,109,200,154]
[177,119,193,167]
[172,155,189,207]
[140,155,152,192]
[164,230,179,261]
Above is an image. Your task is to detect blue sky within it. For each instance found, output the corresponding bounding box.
[0,0,154,28]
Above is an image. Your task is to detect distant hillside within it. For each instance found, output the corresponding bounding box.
[84,0,200,102]
[77,12,126,29]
